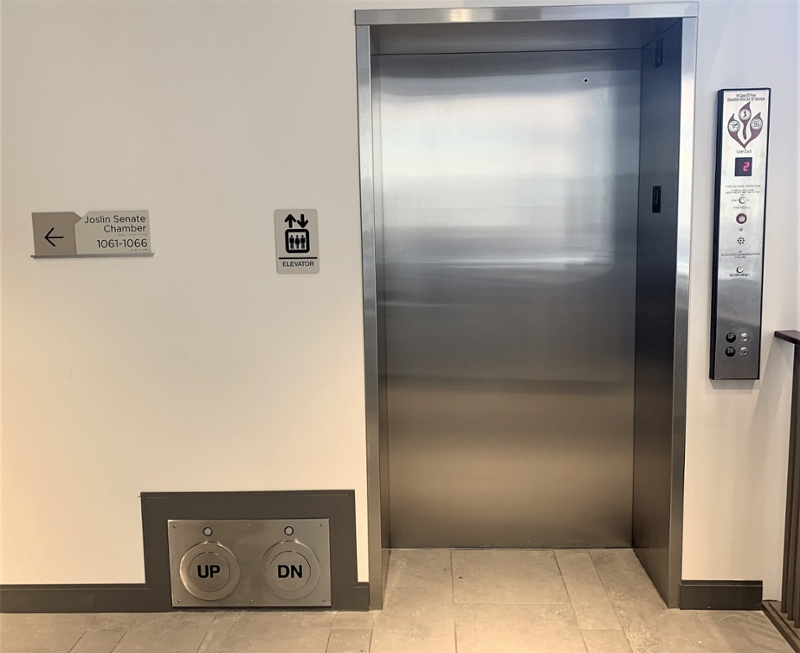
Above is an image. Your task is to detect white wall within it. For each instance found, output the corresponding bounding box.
[682,0,800,599]
[1,0,798,598]
[0,0,373,583]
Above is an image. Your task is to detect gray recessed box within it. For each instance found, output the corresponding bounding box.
[168,519,331,608]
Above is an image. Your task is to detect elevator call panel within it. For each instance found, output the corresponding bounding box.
[710,88,771,380]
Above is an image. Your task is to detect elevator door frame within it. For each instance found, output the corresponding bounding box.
[356,3,698,610]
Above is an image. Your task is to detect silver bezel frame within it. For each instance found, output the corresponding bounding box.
[356,3,698,609]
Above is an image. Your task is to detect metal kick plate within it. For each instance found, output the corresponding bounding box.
[710,89,770,380]
[168,519,331,608]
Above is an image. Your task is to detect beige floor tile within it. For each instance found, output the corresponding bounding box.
[384,582,453,608]
[203,612,335,653]
[4,550,794,653]
[88,613,138,630]
[620,610,731,653]
[583,629,633,653]
[333,611,375,629]
[386,549,452,590]
[588,551,738,652]
[557,550,622,630]
[589,550,665,609]
[69,628,127,653]
[371,587,455,653]
[452,549,569,605]
[197,613,245,653]
[113,612,216,653]
[455,604,586,653]
[326,629,371,653]
[699,611,794,652]
[0,613,94,653]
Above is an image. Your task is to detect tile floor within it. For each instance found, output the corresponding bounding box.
[1,549,793,653]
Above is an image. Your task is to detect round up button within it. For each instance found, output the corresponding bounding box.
[261,541,321,600]
[179,542,240,601]
[188,551,230,592]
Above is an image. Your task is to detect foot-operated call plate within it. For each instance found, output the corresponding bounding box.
[710,89,770,380]
[31,211,152,258]
[168,519,331,608]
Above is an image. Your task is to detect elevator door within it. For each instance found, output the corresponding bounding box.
[379,49,640,548]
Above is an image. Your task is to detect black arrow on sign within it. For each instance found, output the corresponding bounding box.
[44,227,64,247]
[284,214,297,228]
[297,214,308,228]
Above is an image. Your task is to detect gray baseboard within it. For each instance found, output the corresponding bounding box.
[1,491,369,613]
[679,580,763,610]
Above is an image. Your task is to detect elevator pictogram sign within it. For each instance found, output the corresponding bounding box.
[274,209,319,274]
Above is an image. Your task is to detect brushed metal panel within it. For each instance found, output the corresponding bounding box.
[356,25,384,610]
[168,519,331,608]
[372,19,681,55]
[377,49,640,548]
[356,3,698,26]
[710,88,771,380]
[632,21,685,606]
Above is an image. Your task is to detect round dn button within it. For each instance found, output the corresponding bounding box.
[268,551,310,591]
[261,541,321,600]
[189,551,230,592]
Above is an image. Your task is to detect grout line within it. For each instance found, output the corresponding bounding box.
[588,549,636,652]
[109,629,128,653]
[554,550,590,653]
[450,549,456,604]
[194,620,213,653]
[553,548,571,595]
[65,629,89,653]
[433,601,582,606]
[368,612,376,653]
[451,550,458,653]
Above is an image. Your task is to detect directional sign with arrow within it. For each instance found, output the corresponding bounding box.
[32,210,152,258]
[44,227,64,247]
[274,209,319,275]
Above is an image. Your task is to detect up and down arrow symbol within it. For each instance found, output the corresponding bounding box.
[284,213,309,228]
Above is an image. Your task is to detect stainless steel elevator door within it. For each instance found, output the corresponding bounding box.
[378,50,640,548]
